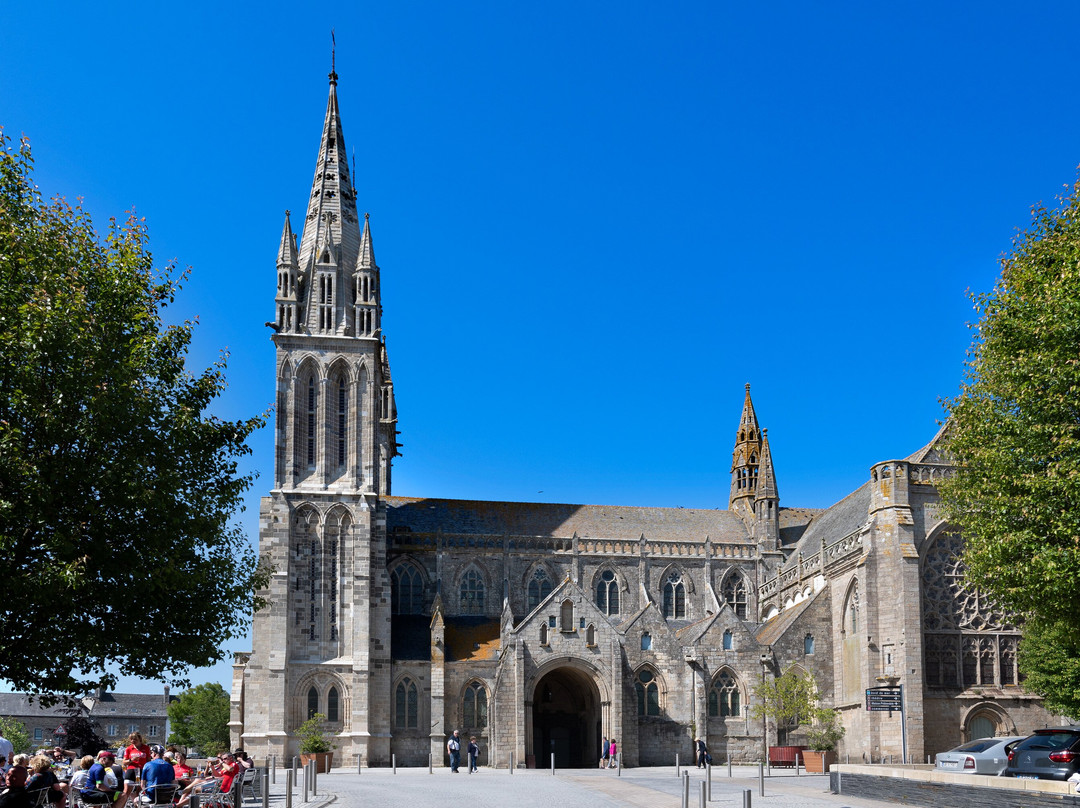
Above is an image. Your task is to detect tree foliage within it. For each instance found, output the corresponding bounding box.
[0,716,30,756]
[940,175,1080,716]
[0,131,269,699]
[751,668,822,746]
[60,711,108,757]
[167,683,230,756]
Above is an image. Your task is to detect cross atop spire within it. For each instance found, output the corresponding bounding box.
[329,28,338,86]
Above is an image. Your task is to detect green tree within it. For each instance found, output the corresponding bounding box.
[0,716,30,756]
[751,667,820,746]
[60,711,108,757]
[0,131,269,699]
[940,176,1080,716]
[167,683,231,756]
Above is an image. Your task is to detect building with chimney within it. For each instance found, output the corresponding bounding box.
[231,68,1056,768]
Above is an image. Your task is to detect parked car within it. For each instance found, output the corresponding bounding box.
[1003,727,1080,781]
[935,737,1027,775]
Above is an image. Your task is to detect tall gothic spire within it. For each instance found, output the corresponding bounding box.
[729,384,764,512]
[297,71,361,284]
[755,429,778,502]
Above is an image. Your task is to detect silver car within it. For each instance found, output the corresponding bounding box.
[935,736,1027,775]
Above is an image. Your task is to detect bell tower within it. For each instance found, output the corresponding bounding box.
[240,63,398,766]
[729,384,763,522]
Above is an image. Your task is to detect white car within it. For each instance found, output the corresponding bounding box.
[935,736,1028,775]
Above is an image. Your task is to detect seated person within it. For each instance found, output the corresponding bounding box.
[80,751,124,808]
[49,749,76,767]
[138,746,174,805]
[174,753,238,808]
[25,755,64,806]
[0,765,31,808]
[171,754,193,788]
[233,751,254,771]
[68,757,94,793]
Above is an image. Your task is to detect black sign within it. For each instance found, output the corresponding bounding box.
[865,688,903,712]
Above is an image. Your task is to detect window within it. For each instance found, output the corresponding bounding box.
[596,570,619,616]
[527,568,552,610]
[723,629,733,651]
[708,672,741,717]
[460,569,485,614]
[305,376,317,467]
[586,624,596,646]
[327,686,339,723]
[129,724,138,734]
[391,564,423,614]
[539,623,548,645]
[722,574,747,619]
[663,570,686,619]
[318,273,334,330]
[845,582,860,634]
[336,377,348,468]
[462,682,487,729]
[804,634,815,655]
[148,726,160,738]
[560,599,574,631]
[307,687,319,720]
[107,725,117,737]
[34,728,43,741]
[394,679,418,729]
[635,669,660,716]
[641,632,652,651]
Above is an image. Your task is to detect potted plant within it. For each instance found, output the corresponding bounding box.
[803,708,845,773]
[295,713,336,773]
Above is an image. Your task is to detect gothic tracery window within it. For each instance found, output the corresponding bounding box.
[528,568,552,611]
[392,564,423,614]
[635,669,660,716]
[327,686,339,722]
[307,686,318,720]
[663,570,686,619]
[394,678,418,729]
[460,569,485,614]
[708,672,741,717]
[596,569,619,616]
[462,681,487,729]
[722,573,747,619]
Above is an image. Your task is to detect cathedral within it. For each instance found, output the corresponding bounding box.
[230,69,1056,768]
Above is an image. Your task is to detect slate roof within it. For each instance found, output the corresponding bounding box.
[0,693,72,717]
[785,482,872,560]
[385,497,753,543]
[444,617,501,662]
[0,691,170,720]
[755,587,823,645]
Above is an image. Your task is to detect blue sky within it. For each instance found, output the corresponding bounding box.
[4,1,1080,694]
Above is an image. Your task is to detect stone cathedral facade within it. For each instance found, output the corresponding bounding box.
[231,71,1057,768]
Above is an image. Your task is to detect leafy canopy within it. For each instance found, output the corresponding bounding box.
[0,131,269,698]
[294,713,335,754]
[0,716,30,757]
[60,710,108,757]
[167,683,230,756]
[751,667,827,745]
[940,175,1080,717]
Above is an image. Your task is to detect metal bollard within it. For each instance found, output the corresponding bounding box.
[728,754,732,778]
[312,760,318,797]
[271,755,276,785]
[429,753,433,774]
[302,763,309,803]
[765,756,770,777]
[758,761,764,796]
[510,751,514,773]
[795,754,800,776]
[551,752,555,775]
[741,788,752,808]
[262,768,270,808]
[358,754,362,774]
[617,757,621,777]
[699,781,706,808]
[392,754,397,774]
[706,761,711,801]
[681,772,689,808]
[676,752,681,777]
[285,770,293,808]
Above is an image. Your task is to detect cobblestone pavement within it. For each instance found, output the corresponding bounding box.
[250,764,915,808]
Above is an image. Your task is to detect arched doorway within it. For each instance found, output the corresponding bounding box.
[531,666,602,768]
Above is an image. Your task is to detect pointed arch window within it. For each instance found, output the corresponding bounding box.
[635,669,660,716]
[804,634,815,655]
[527,568,552,611]
[641,632,652,651]
[708,672,741,717]
[845,582,860,634]
[305,376,317,468]
[460,569,485,614]
[392,564,423,614]
[462,682,487,729]
[394,678,418,729]
[336,377,348,469]
[722,573,748,619]
[306,686,319,720]
[596,569,620,616]
[586,624,596,646]
[560,599,574,631]
[723,629,733,651]
[327,687,340,722]
[663,570,686,619]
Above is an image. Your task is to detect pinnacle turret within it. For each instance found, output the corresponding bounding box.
[755,429,778,502]
[275,211,300,332]
[729,384,764,511]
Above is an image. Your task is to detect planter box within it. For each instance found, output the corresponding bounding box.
[768,745,807,767]
[300,752,333,773]
[803,749,836,773]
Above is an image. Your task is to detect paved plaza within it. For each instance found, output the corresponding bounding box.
[256,764,910,808]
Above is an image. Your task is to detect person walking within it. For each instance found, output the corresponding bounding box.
[608,739,617,769]
[600,736,608,769]
[696,737,709,768]
[467,737,479,773]
[447,730,461,773]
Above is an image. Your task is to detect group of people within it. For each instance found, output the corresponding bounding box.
[0,731,256,808]
[445,731,479,774]
[599,737,618,768]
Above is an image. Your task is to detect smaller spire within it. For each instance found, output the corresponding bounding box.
[755,429,779,501]
[277,210,298,267]
[357,212,376,269]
